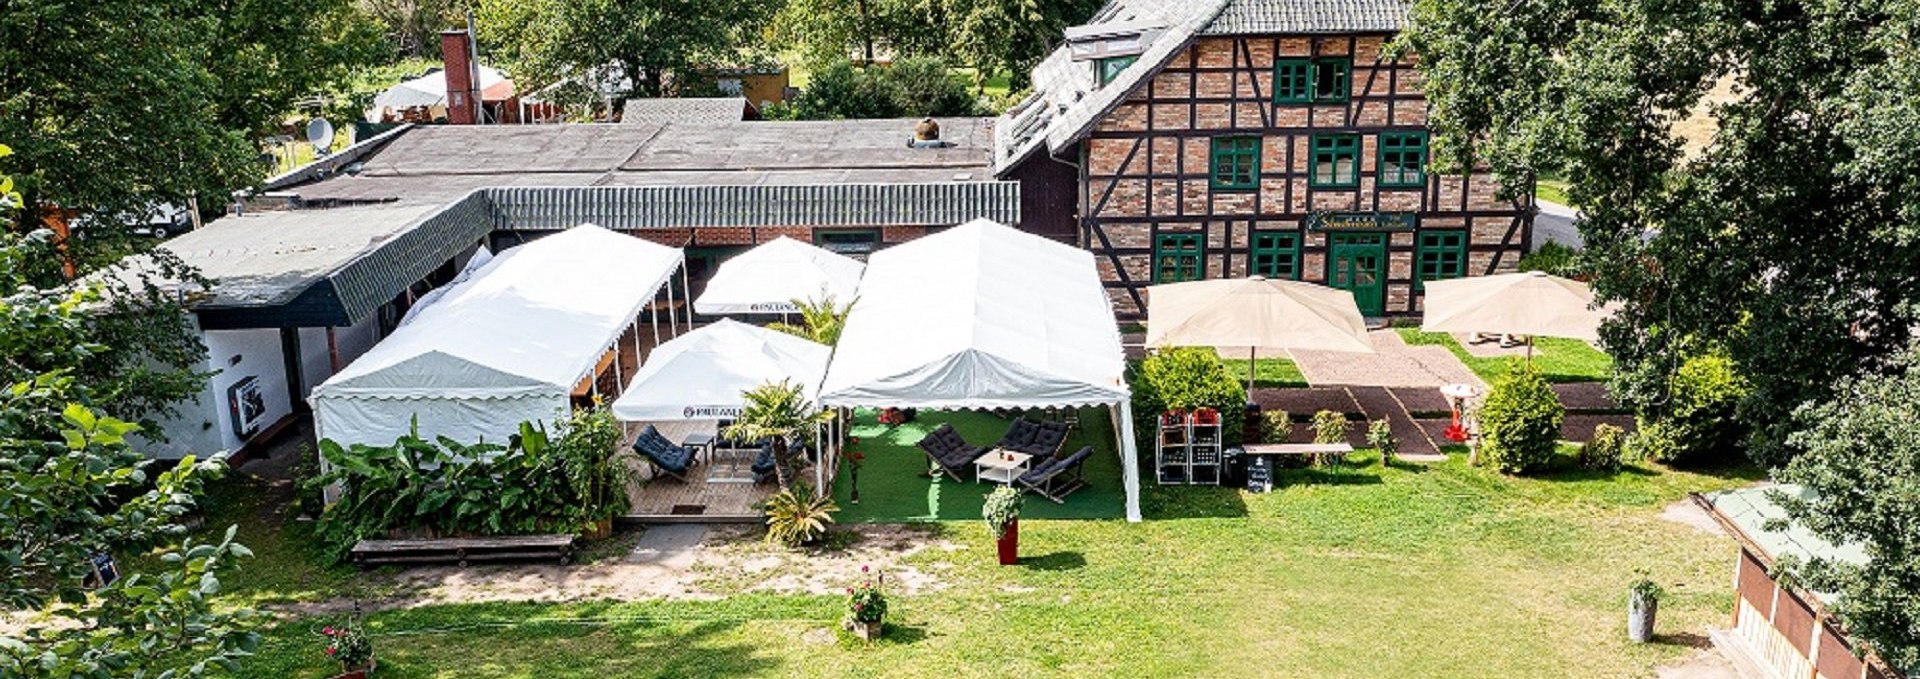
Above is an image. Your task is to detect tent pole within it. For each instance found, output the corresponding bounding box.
[681,265,693,329]
[666,280,678,337]
[1114,401,1142,523]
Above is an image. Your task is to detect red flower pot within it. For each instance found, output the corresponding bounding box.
[996,518,1018,565]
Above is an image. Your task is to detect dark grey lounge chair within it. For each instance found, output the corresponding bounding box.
[917,423,987,482]
[1018,445,1093,503]
[632,425,696,482]
[995,419,1070,461]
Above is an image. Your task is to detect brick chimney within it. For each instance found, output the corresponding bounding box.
[440,29,480,125]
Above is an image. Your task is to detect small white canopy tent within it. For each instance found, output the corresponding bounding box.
[610,319,831,421]
[818,219,1141,521]
[311,224,684,447]
[693,236,865,315]
[372,65,514,111]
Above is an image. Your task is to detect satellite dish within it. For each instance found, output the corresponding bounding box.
[305,118,335,154]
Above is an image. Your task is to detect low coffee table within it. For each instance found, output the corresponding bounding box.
[974,449,1032,485]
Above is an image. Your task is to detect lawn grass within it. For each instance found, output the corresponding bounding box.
[1397,327,1613,384]
[222,445,1757,679]
[1537,178,1574,207]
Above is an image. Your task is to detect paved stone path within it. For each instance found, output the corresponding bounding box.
[1290,328,1485,389]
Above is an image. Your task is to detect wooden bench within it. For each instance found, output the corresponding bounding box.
[350,534,576,568]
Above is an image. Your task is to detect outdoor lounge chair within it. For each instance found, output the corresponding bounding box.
[1017,445,1093,503]
[917,423,987,482]
[995,419,1069,460]
[631,425,696,482]
[750,444,778,484]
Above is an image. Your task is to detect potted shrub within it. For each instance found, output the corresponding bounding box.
[322,619,374,678]
[1367,420,1399,465]
[983,486,1023,565]
[843,565,888,641]
[1627,572,1663,643]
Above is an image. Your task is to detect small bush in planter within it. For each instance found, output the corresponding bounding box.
[1478,361,1566,474]
[984,486,1022,540]
[1258,410,1292,443]
[1581,424,1626,471]
[1367,420,1399,464]
[843,565,888,640]
[1627,571,1664,643]
[322,619,373,674]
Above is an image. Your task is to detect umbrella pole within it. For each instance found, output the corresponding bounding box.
[1247,347,1257,397]
[1526,336,1535,365]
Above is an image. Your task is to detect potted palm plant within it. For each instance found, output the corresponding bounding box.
[1627,572,1663,643]
[723,379,835,491]
[984,486,1023,565]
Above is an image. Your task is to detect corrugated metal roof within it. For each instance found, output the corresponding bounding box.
[1202,0,1410,35]
[487,183,1019,231]
[330,191,495,322]
[1705,484,1870,607]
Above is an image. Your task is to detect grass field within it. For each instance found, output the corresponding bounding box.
[1396,328,1613,384]
[208,442,1757,679]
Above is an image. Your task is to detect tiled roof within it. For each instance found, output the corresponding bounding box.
[1202,0,1411,35]
[992,0,1414,176]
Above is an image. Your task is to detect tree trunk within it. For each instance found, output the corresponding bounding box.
[858,0,875,64]
[771,439,795,490]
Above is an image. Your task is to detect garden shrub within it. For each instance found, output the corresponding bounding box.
[1479,361,1566,474]
[1310,410,1349,444]
[1367,420,1399,464]
[1257,409,1291,444]
[1581,423,1626,471]
[1517,241,1579,277]
[307,406,630,560]
[1631,352,1749,465]
[1129,348,1247,449]
[767,57,983,121]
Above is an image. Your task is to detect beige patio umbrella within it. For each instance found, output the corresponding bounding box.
[1420,271,1616,356]
[1146,276,1374,393]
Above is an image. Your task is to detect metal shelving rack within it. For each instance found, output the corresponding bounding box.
[1156,410,1223,485]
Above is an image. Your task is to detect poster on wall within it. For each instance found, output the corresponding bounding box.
[227,376,267,438]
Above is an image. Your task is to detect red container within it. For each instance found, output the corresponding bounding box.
[996,518,1019,565]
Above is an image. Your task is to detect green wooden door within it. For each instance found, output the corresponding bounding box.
[1328,233,1386,316]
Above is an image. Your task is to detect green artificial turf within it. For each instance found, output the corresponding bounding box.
[831,409,1126,522]
[1396,328,1614,384]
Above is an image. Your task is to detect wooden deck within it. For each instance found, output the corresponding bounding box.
[620,420,774,524]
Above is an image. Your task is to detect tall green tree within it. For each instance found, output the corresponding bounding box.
[1401,0,1920,466]
[942,0,1102,90]
[478,0,776,100]
[0,0,381,262]
[1778,345,1920,668]
[721,380,834,490]
[0,153,258,679]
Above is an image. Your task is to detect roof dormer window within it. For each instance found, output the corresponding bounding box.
[1096,55,1139,86]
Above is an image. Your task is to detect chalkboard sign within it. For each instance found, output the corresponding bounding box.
[1245,455,1273,494]
[87,552,119,588]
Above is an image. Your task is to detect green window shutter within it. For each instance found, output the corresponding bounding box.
[1309,134,1360,188]
[1250,231,1302,280]
[1416,231,1468,289]
[1209,136,1262,191]
[1378,132,1429,188]
[1273,59,1313,104]
[1154,233,1206,283]
[1312,58,1352,102]
[1097,55,1139,86]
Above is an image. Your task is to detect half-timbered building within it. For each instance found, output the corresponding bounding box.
[994,0,1533,318]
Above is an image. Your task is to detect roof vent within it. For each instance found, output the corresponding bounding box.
[909,118,955,148]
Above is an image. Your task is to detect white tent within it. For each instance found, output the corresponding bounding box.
[693,236,865,315]
[610,319,831,422]
[818,219,1142,521]
[372,66,514,111]
[311,224,684,448]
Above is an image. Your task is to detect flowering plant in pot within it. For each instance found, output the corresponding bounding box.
[983,486,1023,565]
[1627,571,1664,643]
[842,565,888,641]
[322,619,374,678]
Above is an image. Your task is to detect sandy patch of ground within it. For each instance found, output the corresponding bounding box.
[1655,648,1746,679]
[1661,498,1727,536]
[270,523,958,616]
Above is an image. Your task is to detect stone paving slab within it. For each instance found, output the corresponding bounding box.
[1292,328,1484,388]
[1562,414,1635,441]
[1252,387,1361,417]
[1387,386,1455,416]
[1553,382,1623,412]
[1347,386,1442,456]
